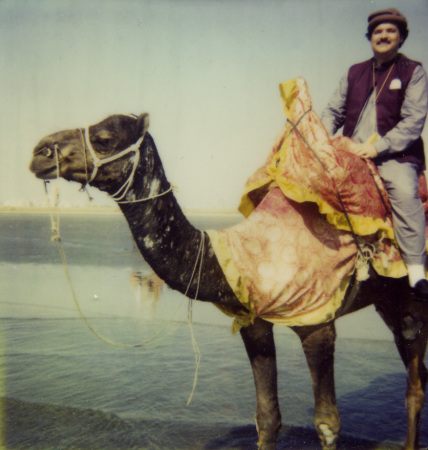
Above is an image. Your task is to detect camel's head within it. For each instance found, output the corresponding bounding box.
[30,113,150,193]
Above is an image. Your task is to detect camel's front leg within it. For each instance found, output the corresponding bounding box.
[240,318,281,450]
[292,321,340,449]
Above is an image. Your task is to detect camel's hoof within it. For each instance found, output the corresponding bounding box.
[318,423,338,449]
[257,432,278,450]
[257,443,276,450]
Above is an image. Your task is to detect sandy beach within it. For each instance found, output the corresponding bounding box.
[3,397,401,449]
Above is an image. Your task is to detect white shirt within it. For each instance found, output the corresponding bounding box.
[321,63,428,158]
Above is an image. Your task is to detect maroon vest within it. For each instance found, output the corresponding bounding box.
[343,54,425,167]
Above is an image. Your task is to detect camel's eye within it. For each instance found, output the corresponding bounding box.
[40,147,53,157]
[94,138,112,150]
[91,130,114,151]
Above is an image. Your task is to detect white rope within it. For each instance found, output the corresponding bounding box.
[82,127,144,201]
[354,238,376,281]
[183,231,205,405]
[79,129,90,185]
[43,182,188,348]
[116,185,174,204]
[81,127,173,204]
[50,198,205,400]
[43,129,204,403]
[56,242,187,349]
[44,144,62,242]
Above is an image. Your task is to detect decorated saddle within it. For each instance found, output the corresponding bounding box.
[208,77,428,331]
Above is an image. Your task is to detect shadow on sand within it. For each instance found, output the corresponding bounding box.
[205,424,401,449]
[3,397,403,449]
[335,372,427,448]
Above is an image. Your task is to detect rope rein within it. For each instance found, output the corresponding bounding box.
[285,110,387,271]
[44,129,204,404]
[183,231,205,405]
[116,185,173,204]
[45,146,191,349]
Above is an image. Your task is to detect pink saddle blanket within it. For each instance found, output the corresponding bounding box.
[209,187,358,327]
[208,77,428,329]
[239,77,428,240]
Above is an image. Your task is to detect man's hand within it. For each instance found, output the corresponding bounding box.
[351,142,378,159]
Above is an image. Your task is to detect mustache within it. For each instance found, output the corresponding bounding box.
[376,38,391,44]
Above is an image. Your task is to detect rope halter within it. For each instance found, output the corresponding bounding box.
[81,126,146,202]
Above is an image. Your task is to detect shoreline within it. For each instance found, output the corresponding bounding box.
[0,206,241,216]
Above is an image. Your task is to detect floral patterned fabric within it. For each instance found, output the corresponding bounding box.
[239,77,395,239]
[208,188,357,329]
[208,77,428,330]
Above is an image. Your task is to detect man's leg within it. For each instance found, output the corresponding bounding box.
[377,159,428,298]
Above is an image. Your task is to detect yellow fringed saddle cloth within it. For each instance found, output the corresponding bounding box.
[208,77,428,331]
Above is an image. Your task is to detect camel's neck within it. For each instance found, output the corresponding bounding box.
[114,134,236,305]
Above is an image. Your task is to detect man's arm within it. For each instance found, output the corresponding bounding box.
[320,72,348,136]
[374,65,428,157]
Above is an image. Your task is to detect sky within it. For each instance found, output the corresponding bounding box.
[1,0,428,211]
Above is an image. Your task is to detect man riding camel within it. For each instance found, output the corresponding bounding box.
[321,8,428,299]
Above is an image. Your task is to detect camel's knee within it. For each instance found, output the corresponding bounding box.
[406,384,425,416]
[405,358,427,413]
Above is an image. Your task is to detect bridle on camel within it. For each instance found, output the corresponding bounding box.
[45,121,202,404]
[45,121,181,350]
[78,121,172,203]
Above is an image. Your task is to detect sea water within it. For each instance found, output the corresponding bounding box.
[1,211,427,448]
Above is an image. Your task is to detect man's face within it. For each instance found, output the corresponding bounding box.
[370,22,403,58]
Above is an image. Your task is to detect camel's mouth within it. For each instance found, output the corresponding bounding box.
[29,159,59,180]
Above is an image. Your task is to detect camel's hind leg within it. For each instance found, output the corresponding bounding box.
[292,321,340,449]
[375,288,428,450]
[402,325,428,450]
[240,318,281,450]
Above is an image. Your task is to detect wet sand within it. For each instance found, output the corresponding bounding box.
[2,397,401,449]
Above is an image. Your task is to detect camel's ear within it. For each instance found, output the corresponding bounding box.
[136,113,150,137]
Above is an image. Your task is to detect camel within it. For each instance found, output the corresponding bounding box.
[29,112,428,450]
